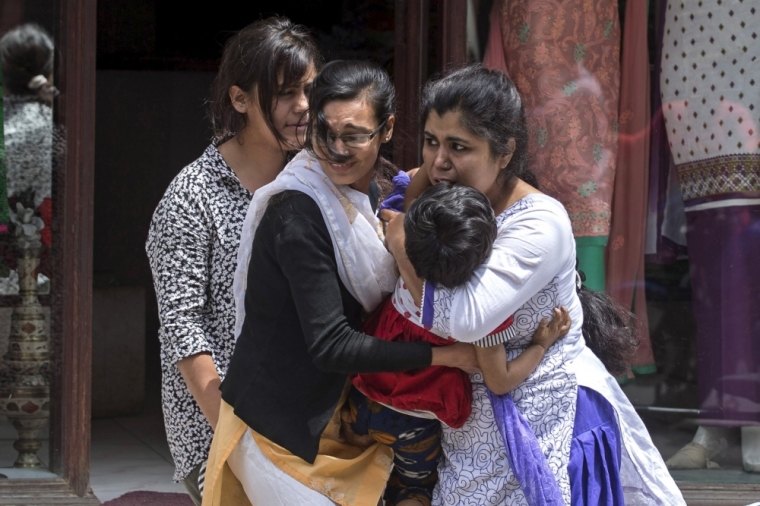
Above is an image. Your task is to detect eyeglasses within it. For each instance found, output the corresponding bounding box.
[328,119,388,149]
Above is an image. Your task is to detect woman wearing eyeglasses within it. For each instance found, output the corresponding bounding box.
[200,60,480,506]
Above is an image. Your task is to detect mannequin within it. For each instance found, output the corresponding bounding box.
[481,0,657,373]
[660,0,760,472]
[483,0,621,292]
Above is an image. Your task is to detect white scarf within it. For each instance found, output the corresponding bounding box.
[233,150,397,340]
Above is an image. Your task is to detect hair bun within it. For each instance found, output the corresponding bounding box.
[26,74,58,102]
[27,74,47,90]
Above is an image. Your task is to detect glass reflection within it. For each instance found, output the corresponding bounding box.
[469,0,760,488]
[0,12,56,477]
[0,23,55,296]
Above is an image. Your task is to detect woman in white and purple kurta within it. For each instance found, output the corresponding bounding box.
[386,65,685,506]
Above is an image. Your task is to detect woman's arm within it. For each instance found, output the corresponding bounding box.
[146,184,220,429]
[432,342,480,373]
[177,354,221,430]
[403,165,433,211]
[273,194,478,374]
[477,308,570,395]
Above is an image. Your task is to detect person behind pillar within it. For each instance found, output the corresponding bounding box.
[1,24,59,263]
[145,18,321,505]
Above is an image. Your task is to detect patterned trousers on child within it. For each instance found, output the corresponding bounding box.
[348,387,442,506]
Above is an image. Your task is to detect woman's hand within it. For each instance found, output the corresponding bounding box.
[431,342,481,374]
[378,208,401,224]
[384,211,405,257]
[177,353,222,431]
[531,306,571,351]
[402,165,433,211]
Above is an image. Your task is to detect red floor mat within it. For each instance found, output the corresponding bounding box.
[100,491,193,506]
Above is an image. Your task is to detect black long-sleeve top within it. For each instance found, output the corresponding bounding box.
[221,190,432,463]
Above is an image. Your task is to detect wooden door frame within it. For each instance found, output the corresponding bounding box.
[0,0,98,502]
[393,0,468,171]
[440,0,466,68]
[393,0,429,170]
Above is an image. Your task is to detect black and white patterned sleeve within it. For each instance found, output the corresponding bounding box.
[146,178,214,365]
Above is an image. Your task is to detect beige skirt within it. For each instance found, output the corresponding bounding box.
[201,388,393,506]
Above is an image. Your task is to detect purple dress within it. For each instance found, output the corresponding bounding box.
[488,378,624,506]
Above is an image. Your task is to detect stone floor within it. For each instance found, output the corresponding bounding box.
[88,408,187,502]
[0,404,186,503]
[0,378,759,502]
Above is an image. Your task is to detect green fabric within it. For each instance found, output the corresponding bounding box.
[575,236,607,291]
[615,364,657,384]
[631,364,657,375]
[0,67,9,229]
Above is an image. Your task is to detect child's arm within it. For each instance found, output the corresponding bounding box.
[476,307,570,395]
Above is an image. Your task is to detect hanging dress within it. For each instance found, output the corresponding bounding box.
[604,0,655,373]
[487,0,621,291]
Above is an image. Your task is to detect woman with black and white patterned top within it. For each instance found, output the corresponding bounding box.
[145,17,321,505]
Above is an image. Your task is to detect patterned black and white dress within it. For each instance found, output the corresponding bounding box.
[146,143,251,481]
[3,95,53,207]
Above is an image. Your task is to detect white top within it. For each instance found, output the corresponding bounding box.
[431,195,582,504]
[428,194,584,362]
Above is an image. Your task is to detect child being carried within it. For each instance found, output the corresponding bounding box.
[347,183,570,506]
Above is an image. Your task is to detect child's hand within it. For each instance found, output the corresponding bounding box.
[531,306,571,351]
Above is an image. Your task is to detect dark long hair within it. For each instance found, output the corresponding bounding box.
[305,60,399,196]
[420,64,539,189]
[0,23,54,98]
[578,283,640,376]
[208,16,322,142]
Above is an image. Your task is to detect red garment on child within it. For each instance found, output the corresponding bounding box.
[351,296,473,428]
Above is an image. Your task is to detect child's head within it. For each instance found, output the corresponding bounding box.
[404,183,496,289]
